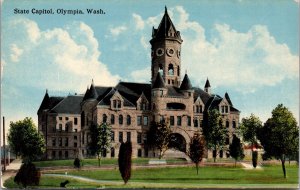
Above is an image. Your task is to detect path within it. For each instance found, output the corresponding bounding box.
[1,159,22,188]
[241,162,263,170]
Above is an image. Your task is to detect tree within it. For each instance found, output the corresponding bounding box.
[74,157,81,169]
[187,133,205,175]
[147,122,172,159]
[202,109,227,162]
[118,141,132,184]
[240,114,263,167]
[88,122,112,166]
[14,162,41,188]
[258,104,299,178]
[229,135,245,167]
[252,151,258,168]
[8,117,45,163]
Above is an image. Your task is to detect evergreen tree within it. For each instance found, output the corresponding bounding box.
[229,135,245,167]
[118,141,132,184]
[187,133,205,175]
[258,104,299,178]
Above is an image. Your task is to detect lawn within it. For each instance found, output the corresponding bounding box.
[33,158,187,167]
[5,164,298,188]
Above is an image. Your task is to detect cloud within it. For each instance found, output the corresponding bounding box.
[2,17,120,92]
[130,66,151,83]
[127,6,299,93]
[132,13,145,30]
[109,25,127,37]
[294,0,299,4]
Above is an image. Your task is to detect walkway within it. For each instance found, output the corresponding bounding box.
[1,159,22,188]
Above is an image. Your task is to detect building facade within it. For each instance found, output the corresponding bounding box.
[38,7,240,160]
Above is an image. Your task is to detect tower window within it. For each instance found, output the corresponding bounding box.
[158,64,163,76]
[168,64,174,75]
[177,66,180,76]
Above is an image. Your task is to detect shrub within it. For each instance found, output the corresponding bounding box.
[252,151,258,168]
[74,158,81,169]
[118,141,132,184]
[14,162,41,188]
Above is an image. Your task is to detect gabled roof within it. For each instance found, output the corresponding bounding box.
[153,72,166,89]
[193,87,211,105]
[151,7,182,41]
[50,95,83,114]
[180,74,192,90]
[225,92,233,106]
[204,78,211,88]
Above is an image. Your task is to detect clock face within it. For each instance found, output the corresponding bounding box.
[166,48,175,56]
[156,48,164,56]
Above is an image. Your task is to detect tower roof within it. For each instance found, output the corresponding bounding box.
[153,72,166,88]
[88,82,98,99]
[38,89,50,113]
[204,78,211,88]
[180,74,192,90]
[151,6,182,41]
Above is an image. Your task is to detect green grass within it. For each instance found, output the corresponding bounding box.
[33,158,187,167]
[5,164,298,188]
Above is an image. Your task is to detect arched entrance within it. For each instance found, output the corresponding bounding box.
[168,133,187,153]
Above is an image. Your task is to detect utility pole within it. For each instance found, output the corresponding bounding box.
[2,117,5,171]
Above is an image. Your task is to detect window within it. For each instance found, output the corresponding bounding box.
[52,151,56,158]
[177,116,182,126]
[82,132,85,144]
[138,149,142,157]
[232,121,236,128]
[143,116,148,126]
[137,132,142,144]
[117,100,121,108]
[74,129,77,132]
[127,132,131,142]
[59,124,62,132]
[177,66,180,76]
[194,119,198,127]
[64,137,68,147]
[66,117,69,120]
[103,114,107,123]
[74,117,78,125]
[137,116,142,126]
[59,117,62,120]
[111,131,115,142]
[196,105,203,113]
[113,100,122,109]
[119,132,123,143]
[113,100,117,108]
[111,148,115,158]
[59,151,62,159]
[52,138,56,146]
[111,114,115,124]
[74,142,77,147]
[65,124,69,132]
[74,136,77,140]
[127,115,131,125]
[160,116,165,124]
[221,106,229,114]
[65,151,68,159]
[168,64,174,75]
[226,121,230,128]
[170,116,174,126]
[58,138,62,147]
[119,115,123,125]
[141,103,147,110]
[187,116,191,126]
[81,112,85,126]
[200,120,203,128]
[225,106,229,113]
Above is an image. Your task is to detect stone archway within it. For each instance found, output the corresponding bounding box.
[168,133,187,153]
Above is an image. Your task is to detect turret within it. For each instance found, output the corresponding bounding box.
[204,78,211,95]
[180,73,194,97]
[152,72,167,97]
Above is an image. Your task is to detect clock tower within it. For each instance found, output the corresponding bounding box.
[150,7,183,88]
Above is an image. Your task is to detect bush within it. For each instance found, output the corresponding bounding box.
[74,158,81,169]
[14,162,41,188]
[252,151,258,168]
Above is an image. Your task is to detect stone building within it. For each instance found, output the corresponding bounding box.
[38,7,240,160]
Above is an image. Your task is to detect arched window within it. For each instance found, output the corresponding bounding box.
[81,112,85,127]
[110,114,115,124]
[127,115,131,125]
[177,66,180,76]
[226,120,229,128]
[168,64,174,75]
[158,64,163,76]
[232,121,236,128]
[103,114,107,123]
[119,115,123,125]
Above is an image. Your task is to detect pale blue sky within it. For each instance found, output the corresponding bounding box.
[1,0,299,132]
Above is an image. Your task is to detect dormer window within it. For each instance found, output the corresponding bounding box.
[195,105,203,113]
[221,105,229,114]
[112,99,122,109]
